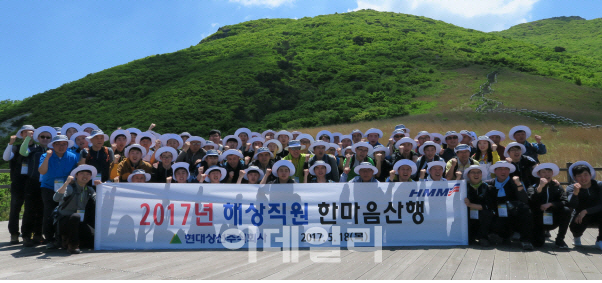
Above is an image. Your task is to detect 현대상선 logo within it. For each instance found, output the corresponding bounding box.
[408,183,461,197]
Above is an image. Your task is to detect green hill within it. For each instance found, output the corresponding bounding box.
[495,16,602,60]
[1,10,602,138]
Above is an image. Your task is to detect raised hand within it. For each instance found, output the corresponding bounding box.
[534,135,542,144]
[182,141,190,152]
[9,135,16,145]
[455,171,462,179]
[304,169,309,177]
[420,169,426,179]
[46,149,53,158]
[491,143,498,151]
[389,170,395,181]
[573,182,581,195]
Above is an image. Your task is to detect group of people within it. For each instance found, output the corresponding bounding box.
[3,122,601,253]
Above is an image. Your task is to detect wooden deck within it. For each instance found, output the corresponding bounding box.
[0,221,600,280]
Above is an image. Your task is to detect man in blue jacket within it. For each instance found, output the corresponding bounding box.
[38,135,79,249]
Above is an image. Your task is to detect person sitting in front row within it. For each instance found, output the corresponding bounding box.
[419,161,449,182]
[262,160,297,184]
[53,165,98,254]
[566,161,602,250]
[341,162,380,183]
[463,165,494,247]
[166,162,200,183]
[387,160,417,182]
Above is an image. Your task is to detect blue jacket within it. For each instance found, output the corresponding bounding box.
[522,141,546,163]
[39,151,79,190]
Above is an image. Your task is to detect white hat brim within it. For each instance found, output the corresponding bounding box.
[568,161,596,180]
[125,144,148,158]
[504,142,527,158]
[351,142,374,155]
[489,162,516,174]
[395,138,417,151]
[220,149,244,162]
[309,162,332,175]
[272,160,296,176]
[33,126,57,143]
[532,163,560,178]
[509,125,531,141]
[205,166,227,182]
[264,140,283,154]
[353,164,378,175]
[393,160,417,175]
[70,165,98,179]
[110,130,131,145]
[127,172,151,182]
[418,142,441,156]
[136,132,157,149]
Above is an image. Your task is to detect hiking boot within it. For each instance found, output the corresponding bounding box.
[68,244,82,254]
[479,238,490,247]
[521,242,534,250]
[23,238,35,247]
[573,237,582,246]
[10,234,20,245]
[32,234,44,245]
[555,239,569,249]
[545,230,552,238]
[488,233,503,245]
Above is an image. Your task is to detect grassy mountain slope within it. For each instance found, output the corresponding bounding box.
[495,16,602,60]
[1,10,602,138]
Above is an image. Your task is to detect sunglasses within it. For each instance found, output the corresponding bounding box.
[39,136,52,140]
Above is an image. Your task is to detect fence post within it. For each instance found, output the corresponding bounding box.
[566,162,573,184]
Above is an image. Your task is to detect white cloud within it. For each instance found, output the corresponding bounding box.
[353,0,540,32]
[229,0,295,9]
[211,23,219,27]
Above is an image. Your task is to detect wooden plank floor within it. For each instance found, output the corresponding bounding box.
[0,221,600,280]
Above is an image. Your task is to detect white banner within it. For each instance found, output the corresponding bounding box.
[95,181,468,250]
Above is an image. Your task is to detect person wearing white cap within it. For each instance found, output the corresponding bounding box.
[291,131,302,140]
[222,135,242,152]
[220,149,247,183]
[61,123,81,140]
[262,129,276,140]
[79,130,114,183]
[392,137,419,164]
[341,162,379,183]
[264,139,283,162]
[180,132,192,143]
[296,134,314,154]
[19,126,55,247]
[440,131,462,162]
[504,142,538,189]
[39,135,80,249]
[414,131,431,149]
[53,165,98,254]
[316,130,333,143]
[275,130,293,159]
[234,127,252,151]
[113,144,153,183]
[4,125,35,244]
[332,132,343,144]
[135,131,156,163]
[566,161,602,250]
[81,123,100,134]
[387,129,406,155]
[445,144,479,181]
[462,165,495,247]
[459,130,475,150]
[364,128,383,148]
[484,161,534,250]
[343,142,374,181]
[430,133,444,145]
[472,136,500,181]
[262,160,296,184]
[126,169,151,183]
[419,161,447,181]
[485,130,506,158]
[414,141,443,181]
[175,136,207,173]
[126,128,142,146]
[110,129,130,164]
[201,165,227,184]
[167,162,200,183]
[283,140,310,183]
[304,160,334,183]
[70,131,90,154]
[244,136,264,159]
[350,129,364,144]
[527,163,570,248]
[509,125,546,163]
[237,166,264,184]
[249,147,276,183]
[387,160,417,182]
[373,145,392,182]
[151,147,178,183]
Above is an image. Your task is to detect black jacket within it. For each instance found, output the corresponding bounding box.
[566,180,602,214]
[151,162,174,183]
[527,180,568,209]
[467,182,491,210]
[485,178,529,208]
[509,155,538,189]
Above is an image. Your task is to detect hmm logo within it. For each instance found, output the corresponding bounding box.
[409,183,461,197]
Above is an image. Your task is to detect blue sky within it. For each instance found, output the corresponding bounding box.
[1,0,600,101]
